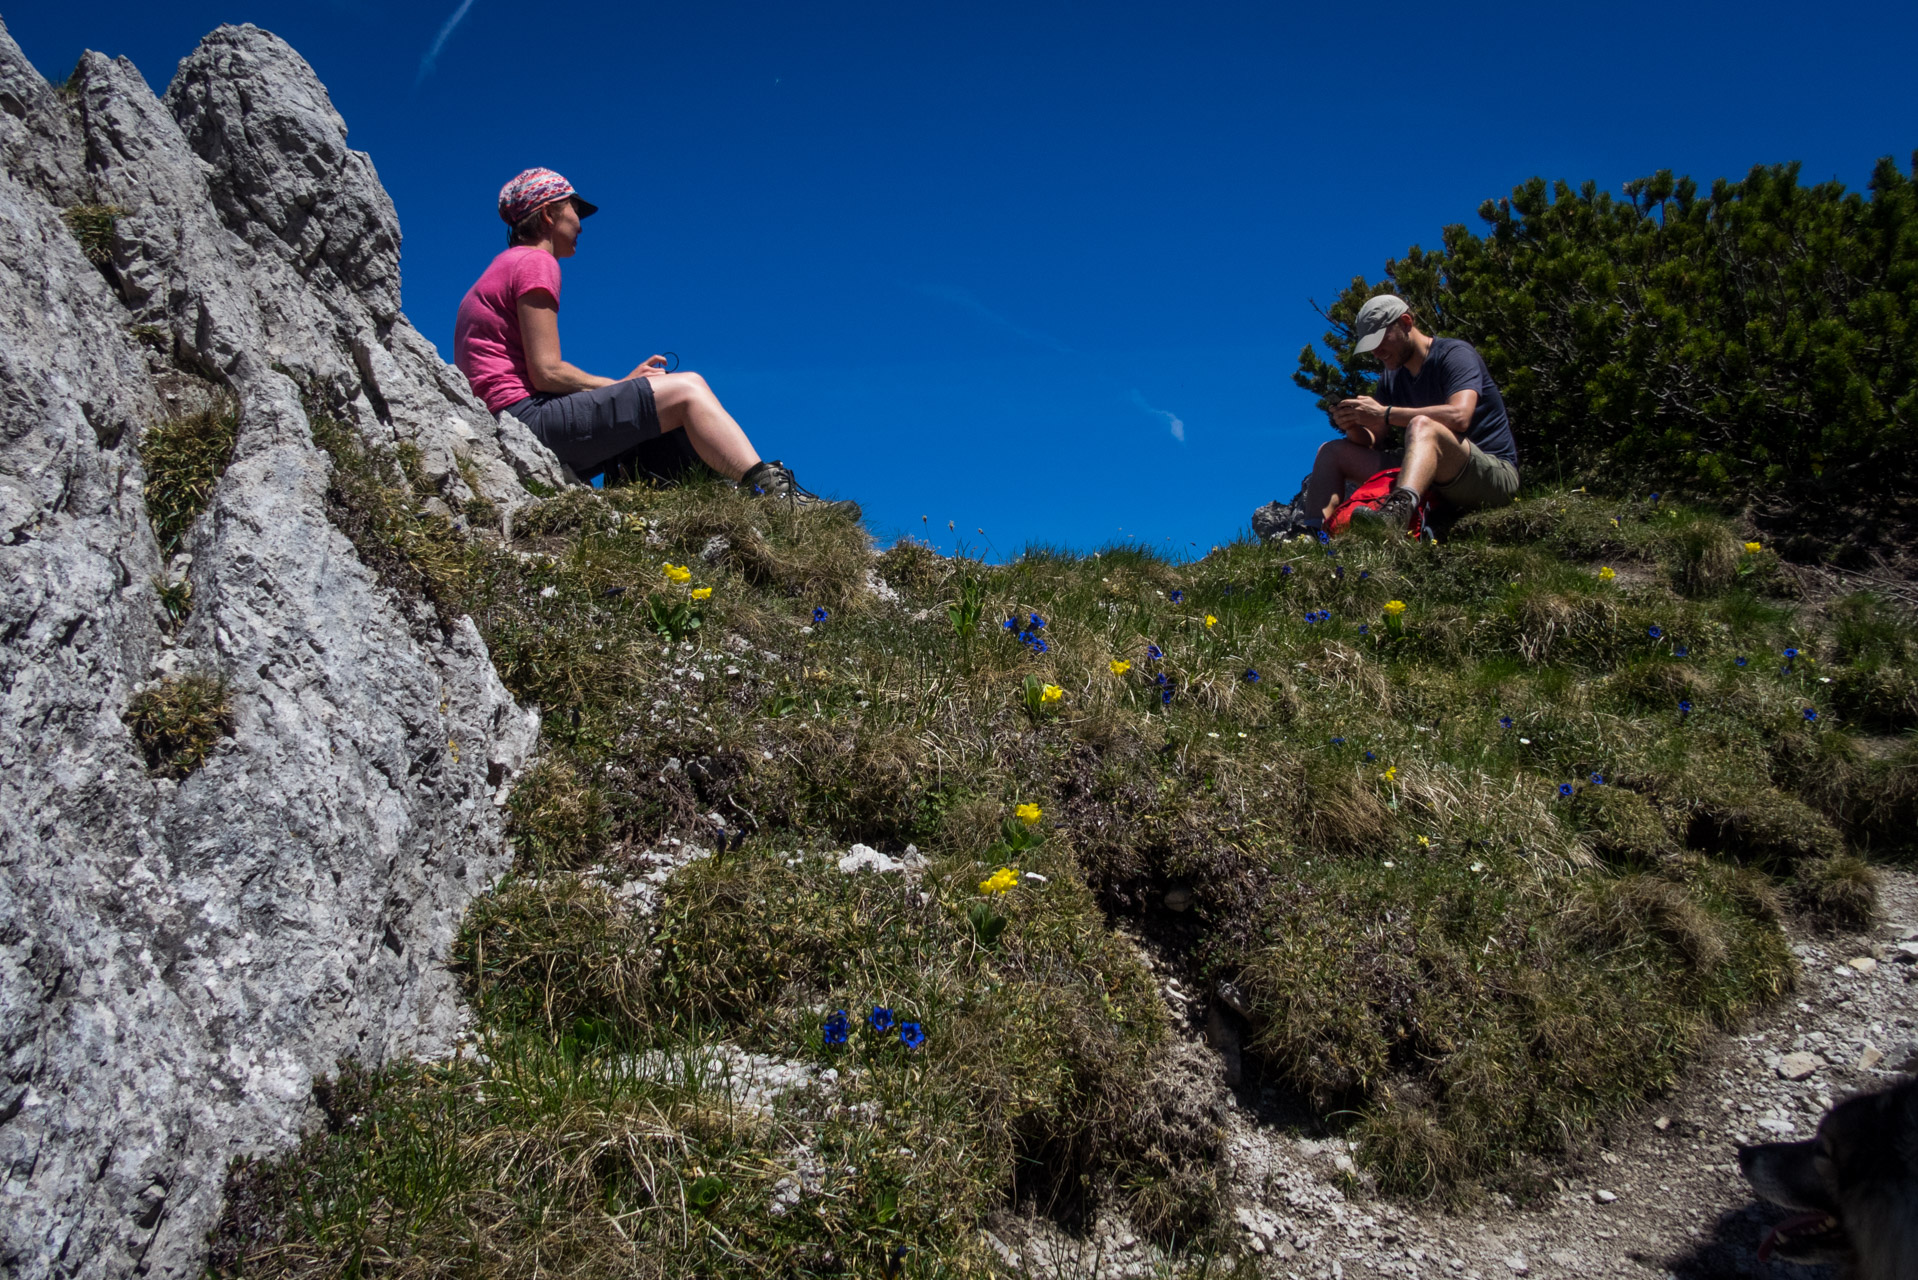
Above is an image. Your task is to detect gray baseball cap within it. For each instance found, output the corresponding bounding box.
[1351,295,1409,354]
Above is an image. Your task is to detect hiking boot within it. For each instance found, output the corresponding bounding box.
[739,460,862,520]
[1349,487,1420,535]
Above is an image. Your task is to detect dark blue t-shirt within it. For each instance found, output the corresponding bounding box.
[1377,337,1518,467]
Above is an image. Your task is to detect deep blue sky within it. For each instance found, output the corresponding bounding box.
[11,3,1914,557]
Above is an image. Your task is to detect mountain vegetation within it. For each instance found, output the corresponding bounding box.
[205,411,1914,1274]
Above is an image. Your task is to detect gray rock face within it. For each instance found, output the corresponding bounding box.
[0,20,557,1278]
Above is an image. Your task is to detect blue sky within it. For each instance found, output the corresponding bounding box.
[12,2,1915,557]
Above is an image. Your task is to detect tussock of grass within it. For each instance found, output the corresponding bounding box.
[142,402,238,555]
[215,477,1912,1269]
[309,415,470,629]
[60,202,127,267]
[125,672,231,777]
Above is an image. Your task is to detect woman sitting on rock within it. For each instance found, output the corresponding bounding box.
[453,167,857,515]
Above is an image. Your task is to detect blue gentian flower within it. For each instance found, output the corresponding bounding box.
[899,1022,926,1050]
[1334,565,1345,579]
[1650,492,1661,504]
[1155,672,1168,686]
[1281,564,1294,576]
[1029,637,1048,654]
[1678,699,1692,715]
[1647,625,1663,639]
[1558,783,1574,797]
[1223,585,1235,596]
[813,607,830,623]
[1169,590,1184,604]
[1317,529,1330,545]
[1244,668,1260,683]
[1736,656,1748,667]
[1675,646,1690,658]
[1358,624,1370,636]
[1803,707,1819,722]
[1003,616,1017,631]
[868,1006,895,1033]
[1161,688,1174,705]
[1330,736,1346,745]
[1364,750,1376,761]
[1589,772,1605,786]
[1029,614,1046,630]
[823,1010,849,1047]
[1784,647,1799,659]
[1146,644,1163,662]
[1359,570,1371,580]
[1018,630,1033,645]
[1499,716,1514,729]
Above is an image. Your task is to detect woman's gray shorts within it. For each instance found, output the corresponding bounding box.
[502,378,663,475]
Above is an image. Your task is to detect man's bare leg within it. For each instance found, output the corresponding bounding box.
[1303,438,1386,525]
[1396,416,1470,499]
[648,371,761,480]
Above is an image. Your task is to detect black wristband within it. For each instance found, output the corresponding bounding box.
[1383,406,1392,429]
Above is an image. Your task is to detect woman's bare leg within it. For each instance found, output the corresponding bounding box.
[646,372,761,480]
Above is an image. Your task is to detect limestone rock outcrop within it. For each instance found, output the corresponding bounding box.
[0,20,558,1277]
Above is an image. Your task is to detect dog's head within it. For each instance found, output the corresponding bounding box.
[1736,1077,1918,1270]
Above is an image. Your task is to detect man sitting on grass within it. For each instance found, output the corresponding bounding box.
[1301,295,1519,534]
[454,167,857,516]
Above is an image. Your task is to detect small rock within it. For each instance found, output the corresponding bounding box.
[1652,1115,1671,1131]
[1778,1051,1822,1080]
[1594,1189,1618,1204]
[1848,956,1879,974]
[1163,888,1193,912]
[1757,1117,1796,1135]
[1505,1252,1529,1275]
[1857,1045,1885,1071]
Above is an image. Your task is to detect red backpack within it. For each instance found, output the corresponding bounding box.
[1328,468,1425,538]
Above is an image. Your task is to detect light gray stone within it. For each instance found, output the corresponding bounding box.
[0,18,550,1278]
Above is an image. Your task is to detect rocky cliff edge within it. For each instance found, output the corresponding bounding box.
[0,19,560,1277]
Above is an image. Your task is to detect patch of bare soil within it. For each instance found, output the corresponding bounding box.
[993,870,1916,1279]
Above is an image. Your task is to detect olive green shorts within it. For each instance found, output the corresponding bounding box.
[1379,440,1519,512]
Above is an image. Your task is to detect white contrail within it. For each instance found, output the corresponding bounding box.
[1129,389,1185,443]
[417,0,479,84]
[919,284,1077,356]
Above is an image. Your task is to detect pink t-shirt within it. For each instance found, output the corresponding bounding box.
[453,247,562,413]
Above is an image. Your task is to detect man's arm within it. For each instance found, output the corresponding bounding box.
[518,294,669,392]
[1333,389,1478,437]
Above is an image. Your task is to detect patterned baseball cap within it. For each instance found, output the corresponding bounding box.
[497,168,599,226]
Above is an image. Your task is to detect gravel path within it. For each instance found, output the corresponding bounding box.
[997,869,1916,1279]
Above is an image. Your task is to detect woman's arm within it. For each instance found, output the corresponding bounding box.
[517,294,615,393]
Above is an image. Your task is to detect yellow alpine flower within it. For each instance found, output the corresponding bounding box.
[1744,541,1762,553]
[979,867,1020,895]
[1382,600,1407,616]
[1014,803,1043,825]
[1205,614,1218,628]
[1597,566,1616,581]
[1417,835,1431,848]
[1040,684,1064,704]
[1379,766,1397,782]
[662,562,692,584]
[690,586,713,600]
[1109,659,1131,675]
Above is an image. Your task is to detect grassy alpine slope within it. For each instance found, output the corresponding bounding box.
[208,434,1917,1276]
